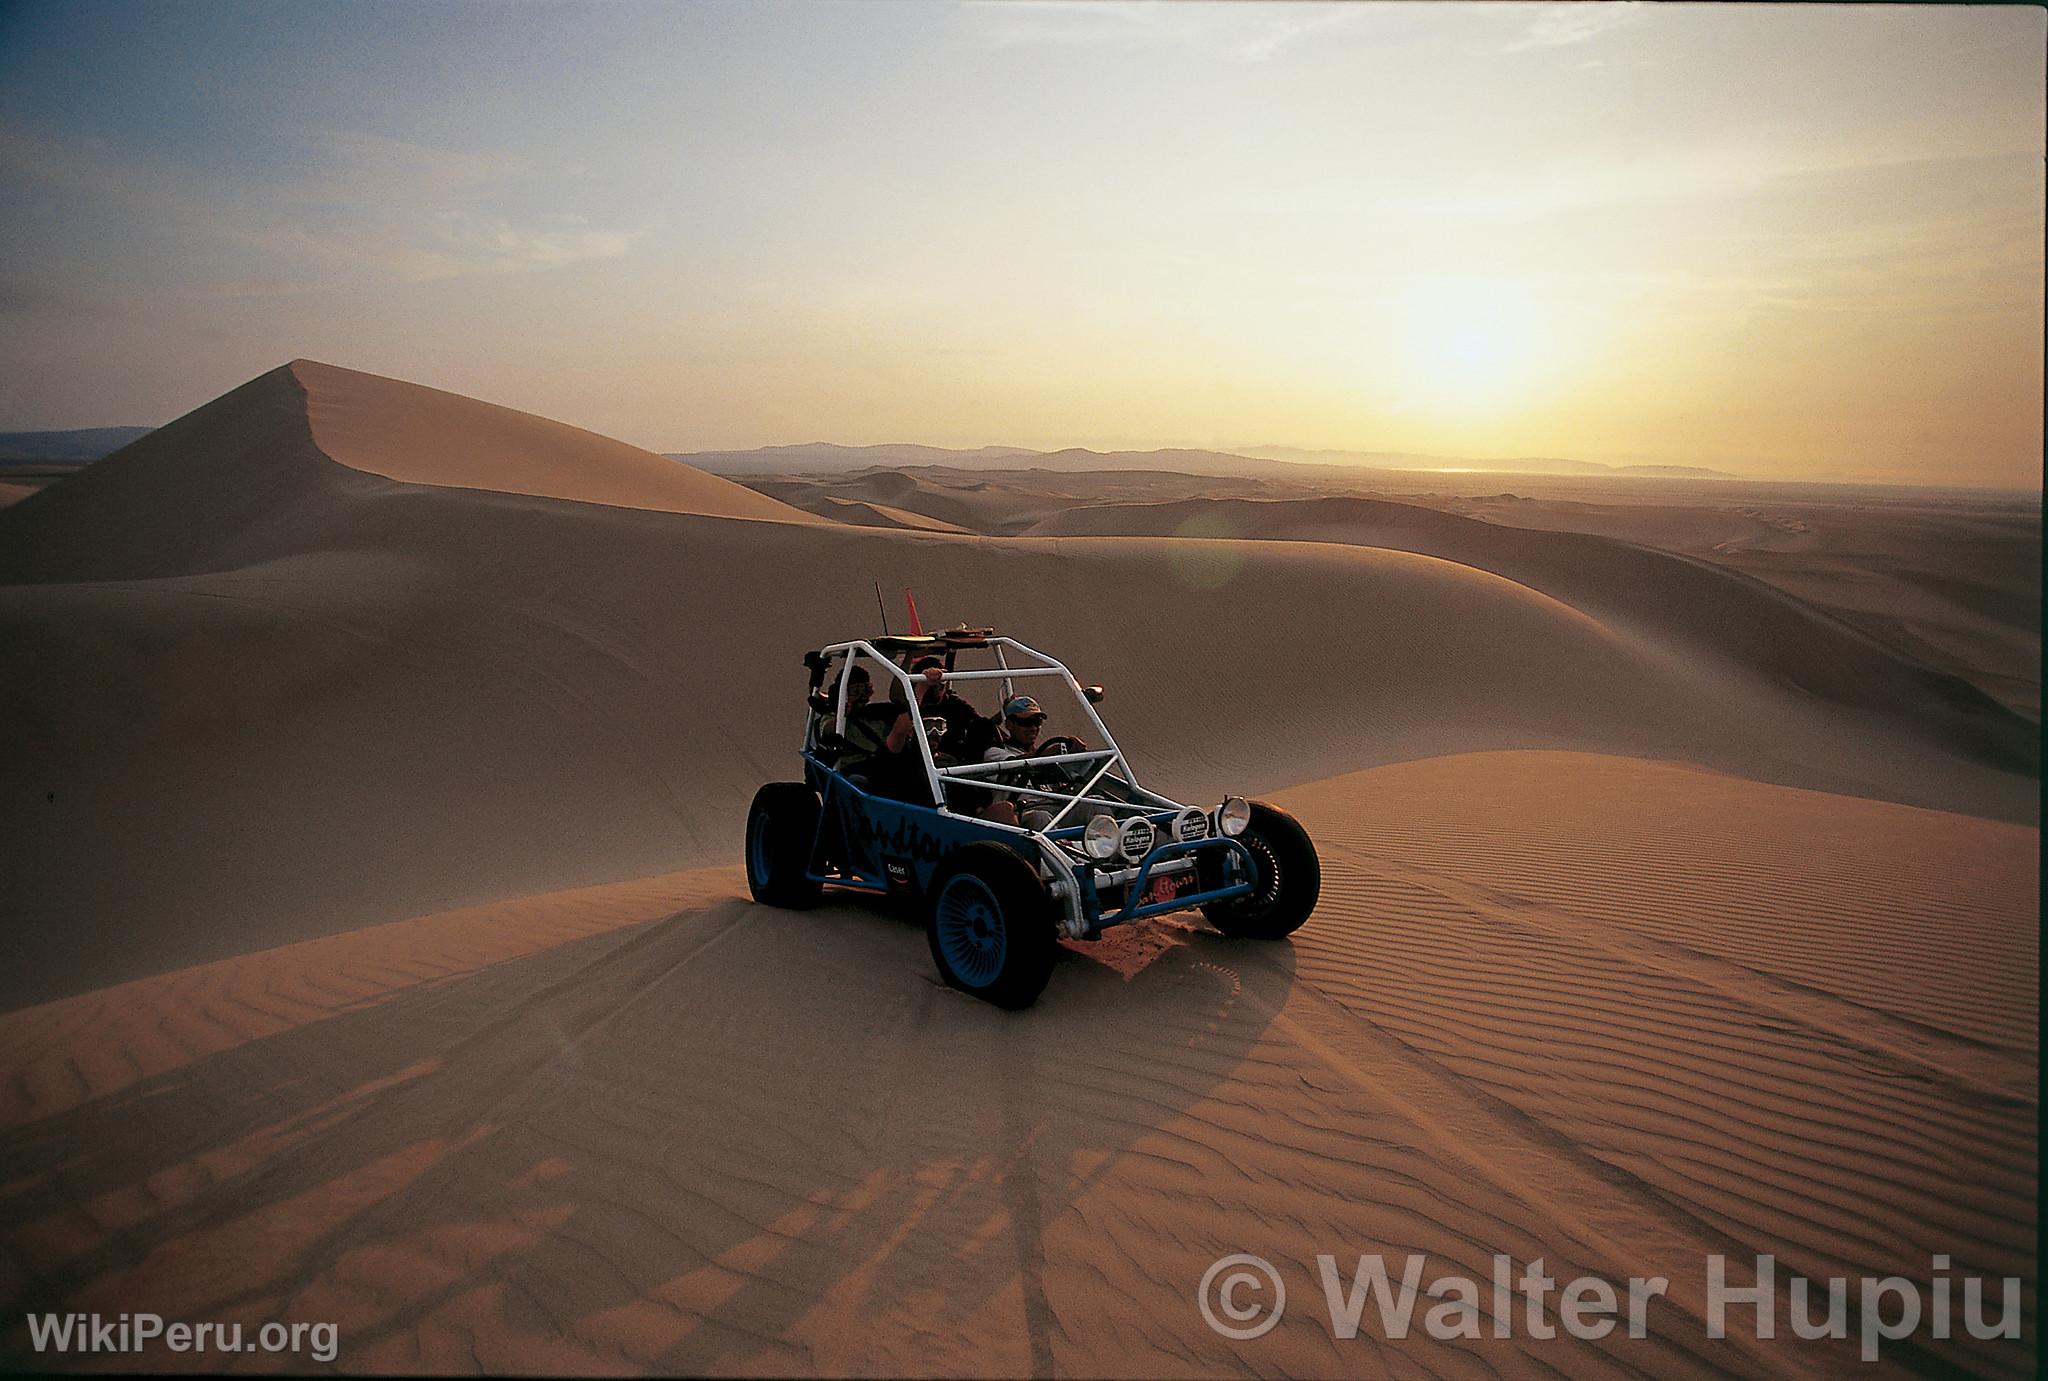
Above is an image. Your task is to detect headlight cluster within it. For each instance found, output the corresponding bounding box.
[1217,796,1251,837]
[1082,813,1161,864]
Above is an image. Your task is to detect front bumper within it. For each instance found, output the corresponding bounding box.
[1070,834,1256,937]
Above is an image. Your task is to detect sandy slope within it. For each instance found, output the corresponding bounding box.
[749,468,1288,537]
[812,494,972,533]
[1436,489,2043,719]
[767,469,2041,719]
[2,499,2034,1010]
[0,754,2031,1377]
[0,363,2036,1375]
[0,361,814,584]
[1026,495,2037,773]
[0,368,2034,1007]
[297,361,818,523]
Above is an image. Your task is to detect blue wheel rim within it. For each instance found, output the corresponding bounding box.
[935,875,1007,988]
[748,812,773,886]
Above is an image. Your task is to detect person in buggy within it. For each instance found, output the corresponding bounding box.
[895,654,984,760]
[809,662,903,788]
[881,658,1044,822]
[981,694,1046,761]
[860,657,975,806]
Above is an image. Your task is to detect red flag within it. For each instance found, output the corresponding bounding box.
[904,588,924,636]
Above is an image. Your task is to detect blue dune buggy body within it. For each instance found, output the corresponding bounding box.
[744,630,1319,1007]
[796,747,1258,937]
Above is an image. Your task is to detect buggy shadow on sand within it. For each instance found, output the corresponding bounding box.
[746,628,1319,1008]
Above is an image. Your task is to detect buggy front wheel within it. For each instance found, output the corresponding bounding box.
[925,844,1057,1009]
[1200,801,1320,940]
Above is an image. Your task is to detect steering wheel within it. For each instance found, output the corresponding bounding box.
[1029,735,1092,785]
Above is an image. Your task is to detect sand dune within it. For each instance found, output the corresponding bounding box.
[749,470,1053,534]
[0,360,815,584]
[1026,495,2037,772]
[0,363,2035,1375]
[748,467,1283,537]
[297,361,818,523]
[3,511,2033,1009]
[0,755,2030,1376]
[810,494,971,533]
[1435,489,2042,718]
[764,469,2040,719]
[1,366,2033,1004]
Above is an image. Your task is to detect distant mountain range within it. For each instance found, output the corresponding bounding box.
[1238,445,1735,479]
[669,442,1042,474]
[672,440,1736,480]
[0,425,1733,481]
[0,427,154,463]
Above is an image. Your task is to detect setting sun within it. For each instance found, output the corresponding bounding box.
[1399,279,1548,411]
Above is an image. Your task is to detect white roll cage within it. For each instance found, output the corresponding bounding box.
[806,635,1192,937]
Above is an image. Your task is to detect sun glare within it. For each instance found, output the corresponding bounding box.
[1399,280,1545,412]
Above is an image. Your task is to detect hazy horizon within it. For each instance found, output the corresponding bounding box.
[2,1,2042,487]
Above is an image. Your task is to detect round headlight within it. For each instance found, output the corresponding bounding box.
[1174,807,1208,842]
[1217,796,1251,837]
[1083,814,1120,860]
[1118,816,1156,863]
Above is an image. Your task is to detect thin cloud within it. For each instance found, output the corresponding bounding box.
[0,275,133,319]
[429,214,644,275]
[0,120,644,296]
[220,212,646,288]
[284,130,531,206]
[966,1,1371,63]
[1501,3,1641,54]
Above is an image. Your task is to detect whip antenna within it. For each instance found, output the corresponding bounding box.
[874,580,890,636]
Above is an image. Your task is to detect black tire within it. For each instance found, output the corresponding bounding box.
[1199,801,1320,940]
[746,782,824,909]
[925,843,1058,1009]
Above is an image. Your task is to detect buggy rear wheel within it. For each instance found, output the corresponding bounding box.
[746,782,824,909]
[925,844,1057,1009]
[1200,801,1319,940]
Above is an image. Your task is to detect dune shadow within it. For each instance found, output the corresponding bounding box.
[0,891,1299,1372]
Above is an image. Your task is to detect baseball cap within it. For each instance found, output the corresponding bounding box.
[1003,695,1046,722]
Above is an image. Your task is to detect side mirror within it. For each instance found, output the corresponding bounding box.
[1082,684,1106,704]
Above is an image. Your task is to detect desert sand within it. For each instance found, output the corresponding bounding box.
[0,362,2035,1376]
[747,463,2042,723]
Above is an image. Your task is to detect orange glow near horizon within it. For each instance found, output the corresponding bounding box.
[0,2,2040,487]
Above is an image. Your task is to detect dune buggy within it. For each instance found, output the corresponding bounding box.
[745,628,1320,1008]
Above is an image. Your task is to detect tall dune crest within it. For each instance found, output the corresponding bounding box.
[0,359,817,584]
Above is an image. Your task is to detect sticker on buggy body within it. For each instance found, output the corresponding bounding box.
[846,810,952,864]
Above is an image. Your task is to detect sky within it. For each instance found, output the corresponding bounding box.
[0,1,2041,486]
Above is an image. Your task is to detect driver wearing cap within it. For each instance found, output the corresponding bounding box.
[982,695,1047,762]
[954,694,1048,826]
